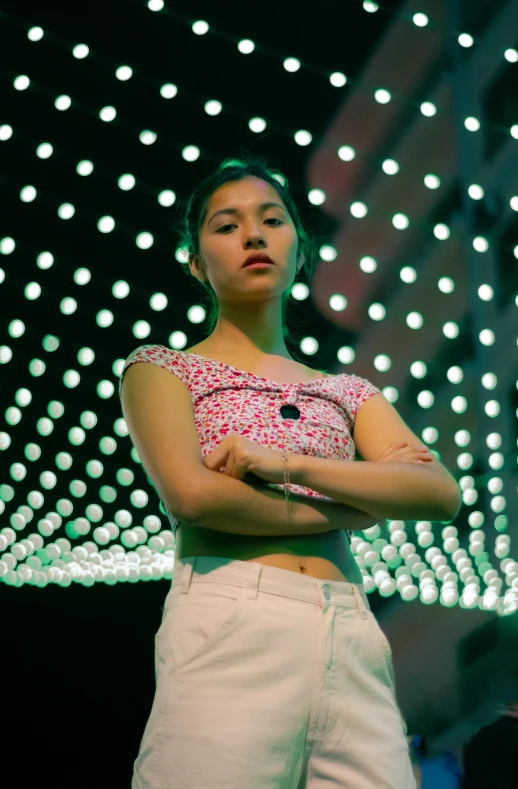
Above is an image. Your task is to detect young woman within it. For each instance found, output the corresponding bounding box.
[119,154,437,788]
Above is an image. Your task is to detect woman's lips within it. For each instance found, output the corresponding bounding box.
[243,254,274,266]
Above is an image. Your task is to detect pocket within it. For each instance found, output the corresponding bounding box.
[368,612,396,686]
[368,614,409,737]
[155,581,245,678]
[378,626,395,678]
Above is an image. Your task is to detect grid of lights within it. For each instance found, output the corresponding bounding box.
[0,7,516,616]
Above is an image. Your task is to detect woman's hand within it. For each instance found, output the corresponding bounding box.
[202,434,287,484]
[376,440,433,466]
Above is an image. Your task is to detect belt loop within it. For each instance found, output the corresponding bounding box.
[315,582,321,608]
[180,557,195,594]
[352,583,369,619]
[242,561,262,600]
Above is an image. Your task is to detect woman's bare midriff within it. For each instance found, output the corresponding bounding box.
[174,343,365,586]
[175,522,363,585]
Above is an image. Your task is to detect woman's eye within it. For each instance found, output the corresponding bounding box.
[217,218,283,233]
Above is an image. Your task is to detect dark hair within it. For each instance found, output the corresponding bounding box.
[172,149,319,355]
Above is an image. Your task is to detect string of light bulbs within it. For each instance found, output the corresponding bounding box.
[0,5,517,152]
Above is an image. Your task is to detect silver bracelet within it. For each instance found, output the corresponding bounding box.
[281,450,292,518]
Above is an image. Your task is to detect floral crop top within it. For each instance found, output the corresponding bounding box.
[119,344,382,539]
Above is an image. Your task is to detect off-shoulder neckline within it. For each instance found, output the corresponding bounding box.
[181,350,339,387]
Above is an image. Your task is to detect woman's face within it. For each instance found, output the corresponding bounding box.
[190,176,303,302]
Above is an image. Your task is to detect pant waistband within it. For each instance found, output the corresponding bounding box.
[171,556,371,618]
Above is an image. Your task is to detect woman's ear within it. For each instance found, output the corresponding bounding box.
[189,254,204,284]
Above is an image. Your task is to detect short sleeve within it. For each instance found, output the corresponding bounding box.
[346,374,382,422]
[118,344,190,399]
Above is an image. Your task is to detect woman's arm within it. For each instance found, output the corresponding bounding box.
[184,467,378,537]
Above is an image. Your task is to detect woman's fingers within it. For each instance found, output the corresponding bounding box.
[382,445,433,464]
[376,441,435,465]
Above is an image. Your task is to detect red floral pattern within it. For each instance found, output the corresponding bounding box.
[119,344,382,536]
